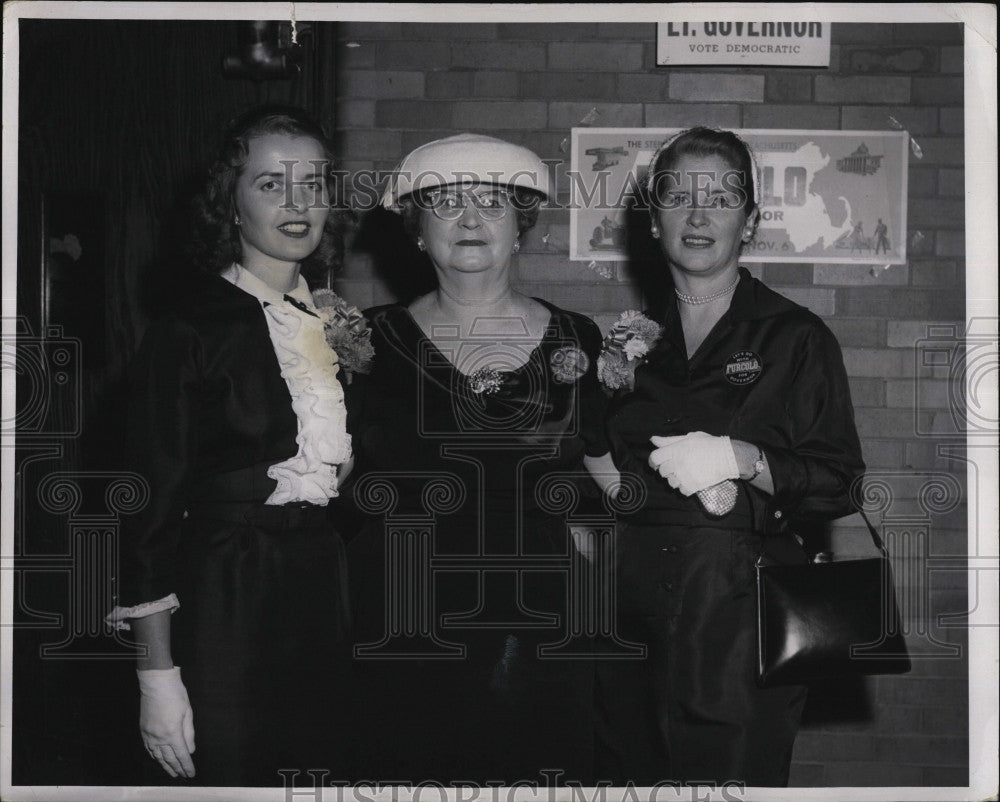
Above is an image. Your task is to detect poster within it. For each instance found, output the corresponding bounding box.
[570,128,909,264]
[657,19,831,66]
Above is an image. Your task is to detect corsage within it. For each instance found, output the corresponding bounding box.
[312,289,375,383]
[596,310,663,392]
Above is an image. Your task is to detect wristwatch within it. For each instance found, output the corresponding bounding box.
[748,446,766,481]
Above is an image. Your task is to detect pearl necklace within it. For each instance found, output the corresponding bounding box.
[674,274,740,305]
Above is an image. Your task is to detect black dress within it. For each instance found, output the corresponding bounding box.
[347,301,608,785]
[117,274,352,786]
[597,269,866,786]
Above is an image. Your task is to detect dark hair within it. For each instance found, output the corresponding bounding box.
[398,186,543,244]
[189,105,349,283]
[645,127,758,219]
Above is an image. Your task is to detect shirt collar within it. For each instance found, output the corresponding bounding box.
[727,267,804,322]
[655,266,804,340]
[220,263,315,309]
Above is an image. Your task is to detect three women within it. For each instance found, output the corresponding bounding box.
[115,117,863,787]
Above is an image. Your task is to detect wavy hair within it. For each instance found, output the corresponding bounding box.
[189,105,349,284]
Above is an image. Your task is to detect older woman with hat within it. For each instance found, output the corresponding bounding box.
[347,134,612,783]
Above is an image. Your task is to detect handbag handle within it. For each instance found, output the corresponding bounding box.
[757,508,888,566]
[857,507,889,559]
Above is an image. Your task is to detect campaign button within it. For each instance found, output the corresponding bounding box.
[724,350,763,385]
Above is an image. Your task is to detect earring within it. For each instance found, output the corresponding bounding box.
[417,236,426,252]
[234,212,241,226]
[512,239,521,254]
[651,228,660,240]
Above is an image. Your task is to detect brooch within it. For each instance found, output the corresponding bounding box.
[549,346,590,384]
[466,367,504,396]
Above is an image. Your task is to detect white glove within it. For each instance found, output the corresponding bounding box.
[137,666,196,778]
[648,432,740,496]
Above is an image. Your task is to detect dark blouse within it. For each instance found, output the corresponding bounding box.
[346,299,608,783]
[351,300,609,527]
[606,268,865,534]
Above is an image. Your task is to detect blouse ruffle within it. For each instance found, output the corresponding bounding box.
[261,300,352,505]
[221,264,352,507]
[104,593,180,631]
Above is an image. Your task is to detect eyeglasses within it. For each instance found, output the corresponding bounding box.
[426,188,513,221]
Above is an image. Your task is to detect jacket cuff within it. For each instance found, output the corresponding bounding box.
[759,446,807,533]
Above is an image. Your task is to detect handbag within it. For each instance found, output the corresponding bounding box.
[756,509,911,687]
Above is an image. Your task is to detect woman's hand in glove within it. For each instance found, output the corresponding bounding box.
[137,666,196,778]
[648,432,740,496]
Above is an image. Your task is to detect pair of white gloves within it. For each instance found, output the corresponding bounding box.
[137,666,196,778]
[648,431,740,495]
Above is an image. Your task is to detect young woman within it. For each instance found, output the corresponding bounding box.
[107,106,353,785]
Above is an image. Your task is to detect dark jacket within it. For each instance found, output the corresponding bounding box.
[607,268,865,535]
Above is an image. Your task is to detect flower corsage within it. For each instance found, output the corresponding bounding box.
[596,310,663,393]
[312,289,375,383]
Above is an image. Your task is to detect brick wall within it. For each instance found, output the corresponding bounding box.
[332,22,969,787]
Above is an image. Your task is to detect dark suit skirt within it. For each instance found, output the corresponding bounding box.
[169,501,352,786]
[348,512,596,785]
[596,521,807,787]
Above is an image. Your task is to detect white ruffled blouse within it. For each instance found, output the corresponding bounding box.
[223,264,352,505]
[106,264,352,630]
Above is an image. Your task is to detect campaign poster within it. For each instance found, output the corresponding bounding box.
[570,128,909,264]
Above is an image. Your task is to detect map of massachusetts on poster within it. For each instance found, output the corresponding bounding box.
[570,128,909,264]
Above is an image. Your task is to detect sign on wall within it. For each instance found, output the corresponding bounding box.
[657,19,831,67]
[569,128,909,264]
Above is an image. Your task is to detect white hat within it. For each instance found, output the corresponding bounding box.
[381,133,551,211]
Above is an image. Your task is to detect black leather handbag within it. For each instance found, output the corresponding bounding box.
[756,510,911,687]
